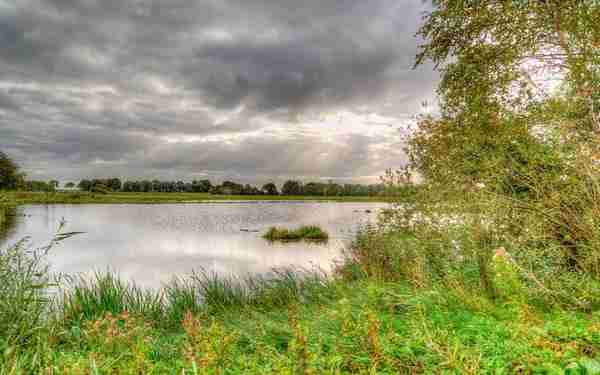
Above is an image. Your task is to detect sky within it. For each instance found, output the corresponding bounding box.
[0,0,438,185]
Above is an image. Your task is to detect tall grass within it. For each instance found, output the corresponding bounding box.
[58,268,335,328]
[0,239,51,353]
[58,272,164,325]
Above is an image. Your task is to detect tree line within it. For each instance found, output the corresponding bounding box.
[1,150,397,196]
[76,178,387,196]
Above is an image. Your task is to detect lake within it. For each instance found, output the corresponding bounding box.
[1,202,386,288]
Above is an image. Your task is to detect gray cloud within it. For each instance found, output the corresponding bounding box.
[0,90,20,111]
[0,0,436,183]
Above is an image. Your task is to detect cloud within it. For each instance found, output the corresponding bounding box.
[0,90,20,111]
[0,0,436,182]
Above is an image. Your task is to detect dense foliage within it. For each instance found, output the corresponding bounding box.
[0,152,22,191]
[404,0,600,287]
[76,177,388,196]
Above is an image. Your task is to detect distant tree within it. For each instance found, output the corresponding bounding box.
[49,180,59,190]
[0,151,22,190]
[91,183,110,194]
[140,180,152,192]
[261,182,279,195]
[220,181,244,195]
[281,180,303,195]
[78,179,93,191]
[24,180,54,192]
[303,182,325,196]
[107,178,122,191]
[241,184,262,195]
[192,179,212,193]
[324,181,342,196]
[65,182,75,189]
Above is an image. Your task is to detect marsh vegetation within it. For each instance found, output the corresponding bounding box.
[263,225,329,242]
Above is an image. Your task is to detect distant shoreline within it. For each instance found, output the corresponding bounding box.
[5,191,397,205]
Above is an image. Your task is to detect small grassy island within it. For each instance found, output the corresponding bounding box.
[263,225,329,242]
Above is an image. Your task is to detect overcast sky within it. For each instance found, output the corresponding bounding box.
[0,0,438,184]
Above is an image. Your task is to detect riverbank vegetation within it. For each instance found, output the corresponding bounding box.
[263,225,329,242]
[0,191,394,205]
[3,225,600,373]
[2,1,600,373]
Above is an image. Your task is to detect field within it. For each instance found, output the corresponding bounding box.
[4,191,393,205]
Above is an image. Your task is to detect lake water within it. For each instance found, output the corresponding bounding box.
[1,202,386,288]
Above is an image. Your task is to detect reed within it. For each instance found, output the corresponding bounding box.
[57,268,335,328]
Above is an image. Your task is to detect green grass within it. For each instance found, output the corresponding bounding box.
[7,272,600,373]
[3,207,600,373]
[263,225,329,242]
[5,191,393,205]
[58,269,334,329]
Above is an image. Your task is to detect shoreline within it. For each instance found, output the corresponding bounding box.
[3,191,397,205]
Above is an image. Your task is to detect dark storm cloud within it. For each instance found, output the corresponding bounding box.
[190,36,398,111]
[0,90,20,111]
[0,0,436,182]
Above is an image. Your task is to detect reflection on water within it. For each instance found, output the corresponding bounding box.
[2,202,385,289]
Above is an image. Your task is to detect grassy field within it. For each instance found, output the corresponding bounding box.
[3,191,393,205]
[7,278,599,373]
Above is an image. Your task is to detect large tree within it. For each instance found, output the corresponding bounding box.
[410,0,600,275]
[0,151,22,190]
[411,0,600,188]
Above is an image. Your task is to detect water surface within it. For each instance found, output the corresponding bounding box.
[2,202,385,288]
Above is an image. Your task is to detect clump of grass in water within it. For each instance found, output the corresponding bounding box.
[263,225,329,242]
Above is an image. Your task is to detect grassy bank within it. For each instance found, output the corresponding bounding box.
[3,227,600,373]
[4,191,393,205]
[263,225,329,242]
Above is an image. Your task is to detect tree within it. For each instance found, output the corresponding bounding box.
[78,179,93,191]
[107,178,122,191]
[0,151,21,190]
[410,0,600,277]
[219,181,244,195]
[192,180,212,193]
[302,182,322,196]
[261,182,279,195]
[65,182,75,189]
[281,180,303,195]
[411,0,600,189]
[49,180,59,190]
